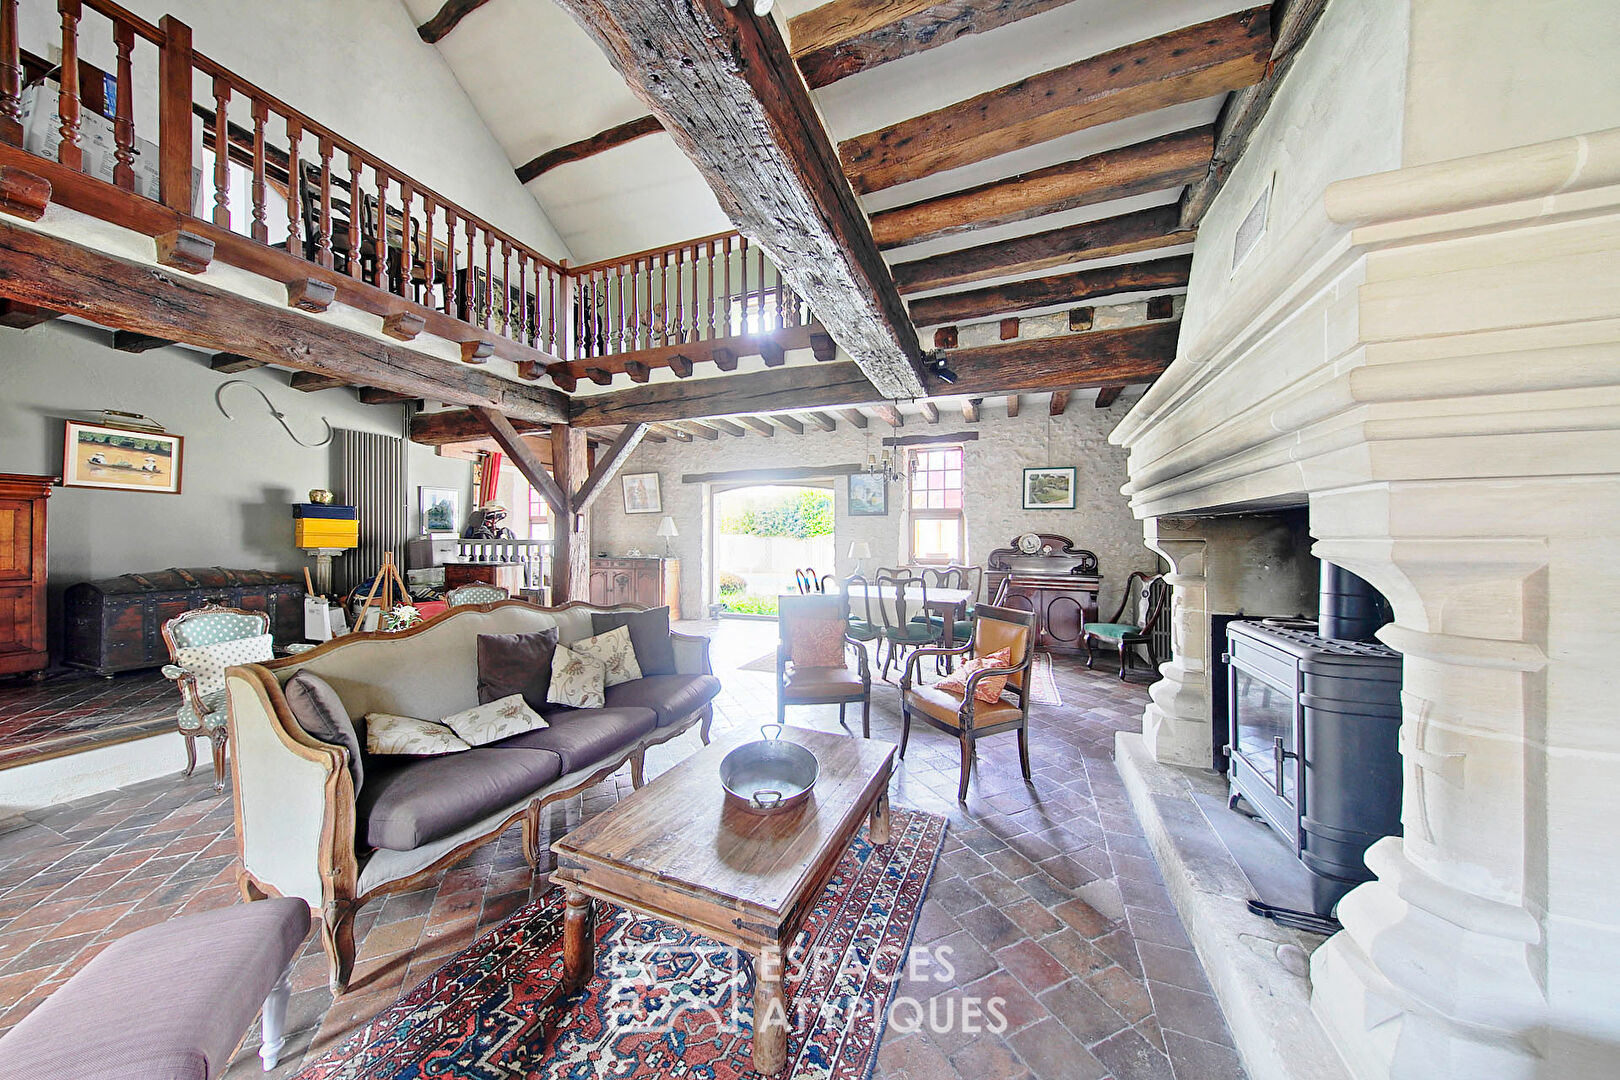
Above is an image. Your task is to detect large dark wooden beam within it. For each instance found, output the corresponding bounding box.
[790,0,1079,90]
[549,324,819,386]
[551,425,591,602]
[0,219,568,424]
[573,423,647,513]
[570,360,879,428]
[841,8,1269,193]
[515,115,664,183]
[908,254,1191,326]
[417,0,492,43]
[925,321,1178,396]
[1094,386,1122,408]
[0,299,62,328]
[472,408,568,516]
[871,126,1213,249]
[412,410,546,445]
[891,204,1192,294]
[1180,0,1329,226]
[551,0,925,398]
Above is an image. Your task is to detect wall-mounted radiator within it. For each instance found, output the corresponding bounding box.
[337,428,408,595]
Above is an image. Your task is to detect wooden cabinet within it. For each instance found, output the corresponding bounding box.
[0,475,54,678]
[986,534,1102,656]
[588,558,680,619]
[444,561,526,594]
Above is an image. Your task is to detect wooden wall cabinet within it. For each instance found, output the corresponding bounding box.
[986,534,1102,656]
[588,558,680,620]
[0,475,54,678]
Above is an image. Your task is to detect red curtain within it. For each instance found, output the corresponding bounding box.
[479,452,503,506]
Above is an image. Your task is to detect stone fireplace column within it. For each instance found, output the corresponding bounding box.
[1140,517,1213,768]
[1307,477,1619,1078]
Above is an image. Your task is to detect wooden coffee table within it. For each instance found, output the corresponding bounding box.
[551,725,896,1074]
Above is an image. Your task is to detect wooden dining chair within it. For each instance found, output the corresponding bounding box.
[777,593,871,736]
[874,570,938,681]
[843,574,881,644]
[1083,571,1171,680]
[900,604,1036,801]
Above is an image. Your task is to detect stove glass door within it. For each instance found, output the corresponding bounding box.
[1232,666,1296,806]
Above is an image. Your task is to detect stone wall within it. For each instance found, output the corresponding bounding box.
[590,397,1163,619]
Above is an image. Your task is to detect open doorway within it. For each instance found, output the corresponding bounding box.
[713,484,835,617]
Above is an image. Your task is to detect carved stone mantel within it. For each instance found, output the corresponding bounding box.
[1112,127,1620,1079]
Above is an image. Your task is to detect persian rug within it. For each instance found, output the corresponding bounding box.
[295,808,946,1080]
[1027,652,1062,707]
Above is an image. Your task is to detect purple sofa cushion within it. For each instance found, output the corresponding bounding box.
[0,897,309,1080]
[357,747,563,851]
[603,673,722,728]
[477,628,561,712]
[285,670,364,793]
[591,607,677,676]
[494,707,657,773]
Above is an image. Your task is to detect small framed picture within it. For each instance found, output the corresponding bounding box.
[419,486,461,533]
[622,472,662,514]
[62,421,184,494]
[847,472,888,516]
[1023,466,1076,510]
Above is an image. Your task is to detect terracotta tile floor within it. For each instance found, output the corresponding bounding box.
[0,668,176,768]
[0,622,1243,1080]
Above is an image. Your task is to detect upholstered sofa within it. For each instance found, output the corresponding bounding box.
[224,600,718,992]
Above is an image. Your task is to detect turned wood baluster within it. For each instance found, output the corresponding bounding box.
[55,0,81,169]
[723,236,733,335]
[284,118,301,256]
[110,23,135,191]
[515,250,528,344]
[690,244,700,342]
[658,253,668,345]
[249,98,268,242]
[643,258,654,346]
[614,262,625,353]
[442,208,457,316]
[739,236,749,334]
[373,170,389,281]
[344,151,362,277]
[463,216,475,323]
[482,230,494,331]
[210,76,230,227]
[707,240,716,339]
[398,183,414,300]
[315,136,335,268]
[500,241,512,335]
[0,0,22,146]
[424,199,437,314]
[547,265,557,354]
[628,259,640,351]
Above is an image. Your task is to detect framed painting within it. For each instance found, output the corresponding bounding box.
[621,472,662,515]
[847,472,888,516]
[1022,466,1076,510]
[419,486,461,534]
[62,421,184,494]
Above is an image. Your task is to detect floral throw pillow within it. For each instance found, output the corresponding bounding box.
[571,625,643,688]
[440,693,548,747]
[547,644,607,709]
[789,617,848,668]
[175,633,275,698]
[364,714,471,756]
[934,647,1013,704]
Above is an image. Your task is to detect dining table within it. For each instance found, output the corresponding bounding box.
[786,582,979,653]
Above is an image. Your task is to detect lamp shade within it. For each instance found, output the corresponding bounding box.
[656,516,679,538]
[848,541,872,559]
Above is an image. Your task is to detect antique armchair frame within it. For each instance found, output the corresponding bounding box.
[900,604,1036,801]
[160,602,271,792]
[1083,571,1170,681]
[776,593,872,736]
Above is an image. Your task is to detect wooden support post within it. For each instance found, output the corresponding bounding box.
[157,16,192,214]
[551,424,590,603]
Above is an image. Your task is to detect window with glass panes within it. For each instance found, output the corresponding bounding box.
[908,446,965,564]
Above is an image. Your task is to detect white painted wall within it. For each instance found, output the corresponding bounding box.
[0,321,471,657]
[591,399,1162,620]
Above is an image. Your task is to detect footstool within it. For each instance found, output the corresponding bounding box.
[0,897,310,1078]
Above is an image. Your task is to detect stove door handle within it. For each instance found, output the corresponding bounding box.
[1272,736,1297,798]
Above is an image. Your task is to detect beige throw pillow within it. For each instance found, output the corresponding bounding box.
[547,644,607,709]
[934,647,1013,704]
[440,693,548,747]
[365,714,471,756]
[571,625,643,687]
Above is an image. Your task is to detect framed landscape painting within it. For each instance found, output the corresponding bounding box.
[420,487,460,534]
[622,472,662,514]
[62,421,183,494]
[1023,466,1076,510]
[847,472,888,516]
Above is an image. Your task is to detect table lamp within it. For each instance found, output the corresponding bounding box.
[656,515,679,557]
[848,540,871,577]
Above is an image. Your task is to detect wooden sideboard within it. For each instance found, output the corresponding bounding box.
[987,534,1102,656]
[0,475,54,678]
[588,558,680,620]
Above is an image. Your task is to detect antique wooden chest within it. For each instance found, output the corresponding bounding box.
[63,567,304,676]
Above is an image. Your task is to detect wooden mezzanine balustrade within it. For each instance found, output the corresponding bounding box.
[0,0,829,388]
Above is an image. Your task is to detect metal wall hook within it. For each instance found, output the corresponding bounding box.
[215,380,333,447]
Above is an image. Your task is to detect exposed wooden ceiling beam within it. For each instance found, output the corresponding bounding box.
[417,0,493,43]
[871,404,904,428]
[962,398,980,423]
[290,371,347,392]
[871,126,1213,250]
[573,423,648,513]
[570,360,878,428]
[773,414,806,435]
[551,0,925,398]
[0,299,61,327]
[473,408,570,519]
[112,330,172,353]
[515,115,663,184]
[0,219,567,424]
[653,422,693,442]
[1094,386,1123,408]
[908,254,1192,326]
[1180,0,1329,227]
[358,387,415,404]
[805,411,838,431]
[841,8,1268,193]
[412,410,545,445]
[790,0,1079,90]
[709,417,748,437]
[1050,391,1070,416]
[891,205,1193,294]
[924,322,1178,397]
[548,324,821,388]
[677,420,721,441]
[1006,395,1020,417]
[919,401,940,424]
[838,407,869,429]
[741,416,778,437]
[210,352,263,373]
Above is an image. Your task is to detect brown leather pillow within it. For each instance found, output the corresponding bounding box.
[789,616,848,668]
[477,628,560,712]
[591,607,676,676]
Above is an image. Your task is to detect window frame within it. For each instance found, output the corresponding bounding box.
[906,445,966,566]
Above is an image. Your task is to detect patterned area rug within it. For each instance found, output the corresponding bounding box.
[296,809,946,1080]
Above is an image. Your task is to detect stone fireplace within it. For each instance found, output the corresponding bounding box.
[1108,3,1620,1077]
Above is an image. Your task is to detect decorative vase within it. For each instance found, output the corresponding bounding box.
[308,488,335,505]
